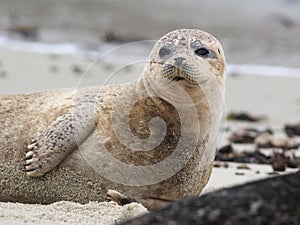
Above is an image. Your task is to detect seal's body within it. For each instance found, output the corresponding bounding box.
[0,29,225,209]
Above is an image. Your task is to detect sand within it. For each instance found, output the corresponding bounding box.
[0,201,147,225]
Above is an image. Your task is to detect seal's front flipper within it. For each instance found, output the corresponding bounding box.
[107,189,138,206]
[25,104,96,177]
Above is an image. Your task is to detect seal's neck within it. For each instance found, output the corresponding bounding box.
[136,72,223,111]
[135,72,225,146]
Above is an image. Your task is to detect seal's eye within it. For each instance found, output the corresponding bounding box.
[195,48,209,57]
[159,47,172,58]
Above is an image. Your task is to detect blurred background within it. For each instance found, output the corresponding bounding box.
[0,0,300,112]
[0,0,300,66]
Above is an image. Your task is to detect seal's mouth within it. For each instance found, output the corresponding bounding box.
[172,76,185,82]
[161,64,199,85]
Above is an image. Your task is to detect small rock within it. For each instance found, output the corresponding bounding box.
[284,151,300,168]
[229,129,258,144]
[103,31,143,43]
[235,172,245,176]
[227,112,265,122]
[7,25,39,39]
[271,153,287,172]
[255,133,299,150]
[271,136,298,150]
[285,123,300,137]
[267,171,279,175]
[255,133,273,148]
[213,162,229,168]
[217,145,233,154]
[286,159,299,168]
[237,164,251,170]
[72,65,84,75]
[216,150,270,164]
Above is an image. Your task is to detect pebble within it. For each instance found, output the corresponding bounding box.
[285,123,300,137]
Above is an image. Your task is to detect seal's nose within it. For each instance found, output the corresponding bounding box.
[174,57,185,66]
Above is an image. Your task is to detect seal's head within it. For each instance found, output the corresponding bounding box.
[144,29,226,88]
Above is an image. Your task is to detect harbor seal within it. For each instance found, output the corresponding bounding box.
[0,29,226,209]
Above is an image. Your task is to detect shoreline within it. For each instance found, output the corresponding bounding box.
[1,37,300,79]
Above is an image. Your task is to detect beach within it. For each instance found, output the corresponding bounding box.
[0,0,300,224]
[0,44,299,224]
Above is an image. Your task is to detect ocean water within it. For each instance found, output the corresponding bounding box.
[0,0,300,67]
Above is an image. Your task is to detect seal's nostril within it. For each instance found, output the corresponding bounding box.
[174,57,185,66]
